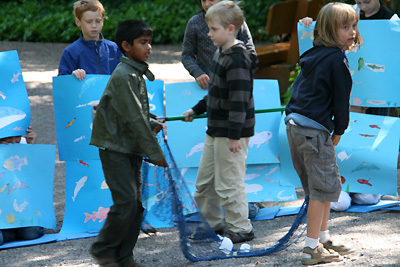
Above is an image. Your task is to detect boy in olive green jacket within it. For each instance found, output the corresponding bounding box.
[90,20,167,267]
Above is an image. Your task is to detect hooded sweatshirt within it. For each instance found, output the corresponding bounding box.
[192,41,258,140]
[285,45,352,135]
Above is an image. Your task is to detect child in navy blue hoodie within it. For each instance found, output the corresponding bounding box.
[58,0,122,81]
[285,3,361,265]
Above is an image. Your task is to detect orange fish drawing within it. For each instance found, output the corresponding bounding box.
[359,134,376,138]
[77,159,89,166]
[369,125,381,129]
[357,178,372,186]
[65,118,76,129]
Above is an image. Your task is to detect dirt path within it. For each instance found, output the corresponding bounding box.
[0,41,399,267]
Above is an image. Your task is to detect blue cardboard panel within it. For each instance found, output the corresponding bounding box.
[0,50,30,139]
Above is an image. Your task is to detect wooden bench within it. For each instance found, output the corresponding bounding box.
[254,0,323,98]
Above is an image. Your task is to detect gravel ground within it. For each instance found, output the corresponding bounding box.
[0,41,399,267]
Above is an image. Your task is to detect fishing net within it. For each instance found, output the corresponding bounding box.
[141,130,309,262]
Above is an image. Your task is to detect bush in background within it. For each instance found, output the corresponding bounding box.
[0,0,279,44]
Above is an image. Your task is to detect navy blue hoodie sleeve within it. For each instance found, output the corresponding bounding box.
[331,57,352,135]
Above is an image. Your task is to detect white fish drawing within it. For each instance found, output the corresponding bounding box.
[245,183,263,194]
[366,100,386,106]
[11,72,21,83]
[74,135,86,142]
[0,91,6,100]
[244,173,260,181]
[149,104,156,111]
[148,92,155,101]
[13,199,29,213]
[72,176,88,202]
[100,180,109,189]
[264,178,279,183]
[186,142,204,159]
[0,107,27,130]
[8,180,29,194]
[76,100,99,108]
[249,131,273,148]
[79,76,103,98]
[300,29,313,40]
[277,190,295,201]
[265,166,279,177]
[365,63,385,73]
[337,150,352,162]
[3,155,28,172]
[253,165,268,171]
[12,127,25,131]
[180,167,189,178]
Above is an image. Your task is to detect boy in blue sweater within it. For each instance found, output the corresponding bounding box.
[58,0,122,81]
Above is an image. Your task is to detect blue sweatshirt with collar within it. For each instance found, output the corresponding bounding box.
[285,45,352,135]
[58,34,122,76]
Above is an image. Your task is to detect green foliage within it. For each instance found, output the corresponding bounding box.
[0,0,281,44]
[282,64,301,106]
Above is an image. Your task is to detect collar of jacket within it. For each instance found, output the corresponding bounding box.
[78,33,104,47]
[120,57,155,81]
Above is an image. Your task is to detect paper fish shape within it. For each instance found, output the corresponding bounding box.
[369,125,381,129]
[13,198,29,212]
[11,72,21,83]
[8,180,29,194]
[277,190,295,201]
[366,100,386,106]
[337,150,352,162]
[300,29,313,40]
[0,106,27,130]
[72,176,88,202]
[76,100,99,108]
[245,183,263,194]
[74,135,85,142]
[249,131,273,148]
[0,91,6,100]
[351,162,380,173]
[359,134,376,138]
[100,180,109,189]
[265,166,279,177]
[3,155,28,172]
[357,57,364,71]
[244,173,260,181]
[357,178,372,186]
[84,206,110,223]
[186,142,204,159]
[65,117,76,129]
[0,183,8,193]
[77,159,89,166]
[365,63,385,73]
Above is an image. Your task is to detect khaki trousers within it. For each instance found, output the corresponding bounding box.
[195,135,252,233]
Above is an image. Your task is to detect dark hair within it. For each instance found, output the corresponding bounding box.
[115,20,153,54]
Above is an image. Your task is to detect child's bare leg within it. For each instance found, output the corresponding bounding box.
[307,198,328,239]
[320,201,331,232]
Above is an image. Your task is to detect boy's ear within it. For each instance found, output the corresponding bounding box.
[227,24,236,35]
[75,17,81,28]
[121,41,132,53]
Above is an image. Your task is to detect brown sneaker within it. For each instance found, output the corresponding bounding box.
[90,251,119,267]
[323,239,354,255]
[301,243,342,265]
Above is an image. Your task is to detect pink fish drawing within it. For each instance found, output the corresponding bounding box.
[84,206,110,223]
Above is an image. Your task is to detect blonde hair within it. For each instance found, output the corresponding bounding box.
[74,0,105,20]
[314,2,361,51]
[205,1,244,31]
